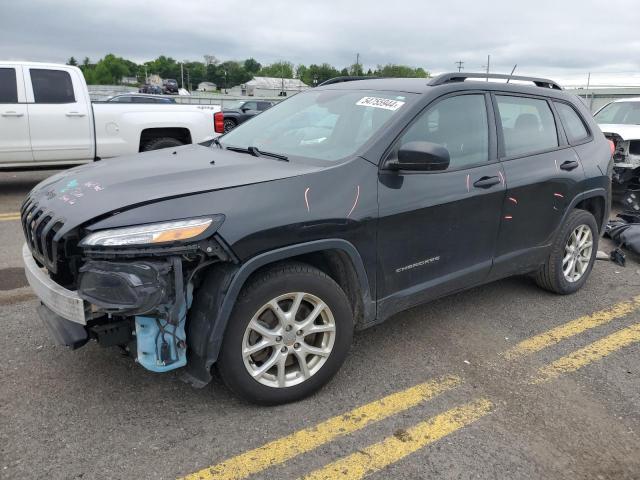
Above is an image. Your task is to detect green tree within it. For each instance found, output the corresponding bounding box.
[259,61,294,79]
[375,64,429,78]
[67,57,78,66]
[244,58,261,74]
[340,67,349,76]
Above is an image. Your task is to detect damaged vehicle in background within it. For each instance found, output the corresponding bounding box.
[22,73,612,405]
[594,98,640,211]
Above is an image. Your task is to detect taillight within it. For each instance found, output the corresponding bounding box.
[214,111,224,134]
[608,139,615,155]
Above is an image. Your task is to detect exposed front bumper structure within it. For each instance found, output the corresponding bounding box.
[22,243,87,325]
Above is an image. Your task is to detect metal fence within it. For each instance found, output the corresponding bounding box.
[87,85,285,108]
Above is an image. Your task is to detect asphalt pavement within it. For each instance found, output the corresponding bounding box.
[1,169,639,480]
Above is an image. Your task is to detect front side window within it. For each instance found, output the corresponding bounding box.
[243,102,258,110]
[113,96,132,103]
[555,102,589,143]
[221,89,415,162]
[0,68,18,103]
[30,69,75,103]
[496,95,558,157]
[398,94,489,169]
[595,101,640,125]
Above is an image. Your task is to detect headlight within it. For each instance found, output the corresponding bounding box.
[80,216,222,247]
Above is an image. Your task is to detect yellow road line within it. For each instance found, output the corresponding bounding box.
[533,322,640,383]
[299,398,493,480]
[180,375,461,480]
[504,296,640,360]
[0,212,21,222]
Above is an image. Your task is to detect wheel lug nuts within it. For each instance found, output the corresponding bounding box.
[296,330,303,336]
[285,325,292,332]
[294,342,300,349]
[276,336,282,342]
[281,346,288,353]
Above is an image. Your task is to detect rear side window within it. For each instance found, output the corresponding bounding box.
[496,95,558,157]
[554,102,589,143]
[0,68,18,103]
[399,94,489,169]
[30,69,75,103]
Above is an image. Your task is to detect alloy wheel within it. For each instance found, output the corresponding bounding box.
[241,292,336,388]
[562,224,593,283]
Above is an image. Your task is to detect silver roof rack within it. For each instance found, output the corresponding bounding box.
[428,72,562,90]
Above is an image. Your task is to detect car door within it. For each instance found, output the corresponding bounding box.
[0,65,32,164]
[377,92,506,318]
[240,101,259,122]
[489,93,586,279]
[24,66,93,162]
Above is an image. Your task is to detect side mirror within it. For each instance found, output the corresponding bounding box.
[390,141,450,171]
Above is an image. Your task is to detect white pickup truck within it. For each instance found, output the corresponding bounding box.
[0,61,221,169]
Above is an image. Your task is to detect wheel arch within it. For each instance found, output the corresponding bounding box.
[138,127,192,151]
[183,239,374,387]
[568,188,609,235]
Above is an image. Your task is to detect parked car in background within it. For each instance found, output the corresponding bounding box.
[0,62,221,169]
[21,73,611,405]
[594,98,640,210]
[138,84,163,94]
[107,93,176,104]
[163,79,179,94]
[221,100,275,132]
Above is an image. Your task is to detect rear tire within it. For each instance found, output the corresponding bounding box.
[223,119,237,133]
[216,262,353,405]
[142,137,184,151]
[535,209,598,295]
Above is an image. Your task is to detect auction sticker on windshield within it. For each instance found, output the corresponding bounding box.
[356,96,405,111]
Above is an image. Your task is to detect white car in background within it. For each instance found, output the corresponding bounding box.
[0,62,222,169]
[594,98,640,210]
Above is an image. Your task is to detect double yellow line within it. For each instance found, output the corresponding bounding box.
[181,296,640,480]
[0,212,21,222]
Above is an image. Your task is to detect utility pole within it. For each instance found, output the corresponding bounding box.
[180,63,184,89]
[356,53,360,74]
[455,60,464,72]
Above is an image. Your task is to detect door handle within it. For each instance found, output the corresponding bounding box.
[1,111,24,117]
[65,111,86,117]
[473,176,501,189]
[559,160,579,171]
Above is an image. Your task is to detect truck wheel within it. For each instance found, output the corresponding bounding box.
[535,209,598,295]
[223,119,237,133]
[216,262,353,405]
[143,137,184,151]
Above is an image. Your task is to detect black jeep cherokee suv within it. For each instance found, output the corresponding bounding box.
[22,73,612,405]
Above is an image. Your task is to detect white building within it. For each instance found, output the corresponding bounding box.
[197,81,217,92]
[229,76,309,97]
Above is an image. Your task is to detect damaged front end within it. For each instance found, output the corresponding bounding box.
[604,133,640,211]
[26,210,235,380]
[79,257,190,372]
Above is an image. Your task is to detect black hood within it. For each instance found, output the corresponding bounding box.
[25,144,322,237]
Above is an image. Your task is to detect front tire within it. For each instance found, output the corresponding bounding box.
[216,263,353,405]
[535,209,598,295]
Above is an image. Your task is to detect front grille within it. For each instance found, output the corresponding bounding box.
[20,198,65,273]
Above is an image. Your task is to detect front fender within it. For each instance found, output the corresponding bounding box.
[182,238,373,387]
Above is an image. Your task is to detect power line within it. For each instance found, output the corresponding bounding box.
[455,60,464,72]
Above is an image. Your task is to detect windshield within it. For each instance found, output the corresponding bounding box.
[219,89,416,162]
[595,101,640,125]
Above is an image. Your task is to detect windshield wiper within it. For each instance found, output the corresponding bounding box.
[225,145,289,162]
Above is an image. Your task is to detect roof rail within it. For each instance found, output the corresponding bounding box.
[318,76,381,86]
[428,72,562,90]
